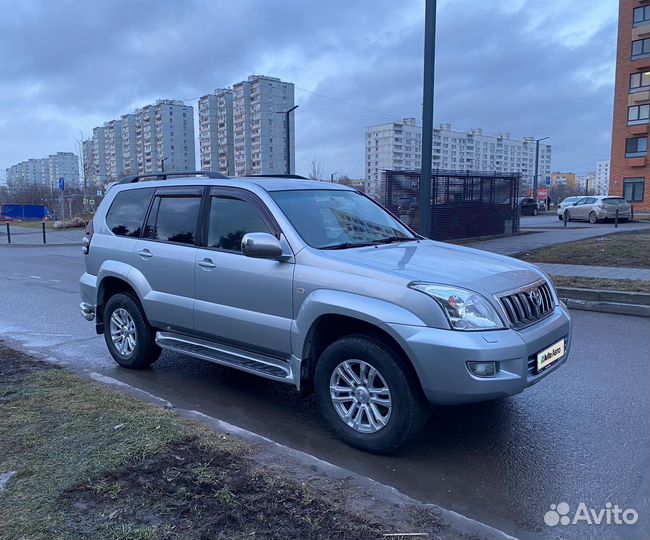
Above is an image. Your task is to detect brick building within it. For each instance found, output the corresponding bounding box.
[609,0,649,210]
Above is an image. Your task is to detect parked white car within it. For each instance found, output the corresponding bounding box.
[561,196,631,224]
[556,196,582,220]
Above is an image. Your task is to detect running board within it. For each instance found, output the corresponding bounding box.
[155,332,294,385]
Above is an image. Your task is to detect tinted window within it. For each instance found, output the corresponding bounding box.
[106,188,154,237]
[144,196,201,245]
[208,196,271,251]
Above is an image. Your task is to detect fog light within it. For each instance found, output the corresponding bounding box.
[467,361,496,378]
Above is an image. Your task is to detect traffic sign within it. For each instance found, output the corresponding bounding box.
[545,176,551,187]
[58,177,65,192]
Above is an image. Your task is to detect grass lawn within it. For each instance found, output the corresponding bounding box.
[518,231,650,269]
[0,345,445,540]
[551,276,650,294]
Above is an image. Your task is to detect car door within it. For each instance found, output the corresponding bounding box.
[571,197,589,219]
[131,186,203,333]
[194,187,294,357]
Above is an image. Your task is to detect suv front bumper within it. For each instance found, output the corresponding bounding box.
[387,304,572,405]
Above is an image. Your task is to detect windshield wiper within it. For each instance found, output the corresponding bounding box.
[371,236,418,245]
[320,242,375,250]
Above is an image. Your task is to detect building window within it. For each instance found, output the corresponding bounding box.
[625,136,648,158]
[630,71,650,92]
[632,38,650,59]
[623,178,645,202]
[633,6,650,26]
[628,105,650,125]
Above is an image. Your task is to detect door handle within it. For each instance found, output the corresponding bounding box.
[137,249,153,259]
[198,258,217,269]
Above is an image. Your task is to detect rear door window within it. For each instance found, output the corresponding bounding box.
[143,195,202,245]
[106,188,154,237]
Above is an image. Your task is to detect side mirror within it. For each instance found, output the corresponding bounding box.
[241,232,283,260]
[572,202,578,206]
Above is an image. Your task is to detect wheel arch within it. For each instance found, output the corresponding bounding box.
[95,264,150,334]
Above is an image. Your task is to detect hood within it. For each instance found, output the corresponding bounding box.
[318,240,546,295]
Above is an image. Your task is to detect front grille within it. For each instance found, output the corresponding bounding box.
[498,282,554,329]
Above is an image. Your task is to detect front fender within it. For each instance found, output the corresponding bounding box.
[291,289,426,359]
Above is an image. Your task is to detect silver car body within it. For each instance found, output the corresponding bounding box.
[80,176,571,405]
[560,195,631,222]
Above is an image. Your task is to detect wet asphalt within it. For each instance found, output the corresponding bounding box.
[0,245,648,539]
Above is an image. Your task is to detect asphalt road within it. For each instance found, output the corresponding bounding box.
[1,245,648,539]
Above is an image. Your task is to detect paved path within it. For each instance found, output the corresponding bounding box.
[467,220,649,256]
[534,262,650,281]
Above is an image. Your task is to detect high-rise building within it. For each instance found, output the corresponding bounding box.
[87,99,195,184]
[201,75,294,177]
[5,152,79,189]
[365,119,552,199]
[609,0,649,210]
[199,89,234,175]
[595,159,611,195]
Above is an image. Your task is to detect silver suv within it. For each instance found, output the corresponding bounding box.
[80,172,571,453]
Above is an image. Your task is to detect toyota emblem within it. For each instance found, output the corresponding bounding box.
[529,288,543,307]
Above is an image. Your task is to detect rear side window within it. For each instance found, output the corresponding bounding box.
[143,196,201,245]
[106,188,154,237]
[207,196,271,251]
[603,198,626,205]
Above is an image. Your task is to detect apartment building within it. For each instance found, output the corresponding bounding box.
[609,0,649,210]
[198,89,235,175]
[595,159,611,195]
[551,172,577,190]
[199,76,294,177]
[6,152,79,189]
[365,119,552,199]
[86,99,195,184]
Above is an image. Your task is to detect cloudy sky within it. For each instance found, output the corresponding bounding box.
[0,0,617,182]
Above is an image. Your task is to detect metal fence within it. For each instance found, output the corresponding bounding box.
[381,169,520,240]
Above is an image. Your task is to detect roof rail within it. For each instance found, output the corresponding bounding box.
[117,170,229,184]
[246,174,308,180]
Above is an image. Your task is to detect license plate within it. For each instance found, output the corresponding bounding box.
[537,339,565,372]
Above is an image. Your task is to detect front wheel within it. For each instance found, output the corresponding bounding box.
[104,293,161,369]
[564,210,571,222]
[533,207,538,216]
[558,215,563,220]
[588,211,598,224]
[314,335,428,454]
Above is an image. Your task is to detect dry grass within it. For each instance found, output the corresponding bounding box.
[551,276,650,294]
[518,231,650,269]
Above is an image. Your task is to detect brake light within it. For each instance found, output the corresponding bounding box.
[82,219,94,255]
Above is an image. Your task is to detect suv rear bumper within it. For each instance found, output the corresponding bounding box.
[387,304,572,405]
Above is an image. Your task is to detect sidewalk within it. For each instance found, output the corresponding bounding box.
[534,262,649,281]
[467,221,649,256]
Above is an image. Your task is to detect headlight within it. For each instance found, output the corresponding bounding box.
[409,283,505,330]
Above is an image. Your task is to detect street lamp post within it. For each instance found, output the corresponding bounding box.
[330,171,339,182]
[278,105,299,175]
[533,136,550,198]
[419,0,437,238]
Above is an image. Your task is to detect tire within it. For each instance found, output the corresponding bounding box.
[314,335,428,454]
[588,211,598,224]
[564,210,571,222]
[558,215,563,221]
[533,208,538,216]
[620,218,629,223]
[103,292,161,369]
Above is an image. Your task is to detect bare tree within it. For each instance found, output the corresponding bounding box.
[308,157,323,181]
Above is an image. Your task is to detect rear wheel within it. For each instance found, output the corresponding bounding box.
[314,335,428,454]
[558,215,563,220]
[533,207,538,216]
[104,293,161,369]
[588,211,598,224]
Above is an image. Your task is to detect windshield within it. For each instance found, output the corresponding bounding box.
[270,189,416,249]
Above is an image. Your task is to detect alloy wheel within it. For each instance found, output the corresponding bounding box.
[329,359,392,433]
[109,308,137,357]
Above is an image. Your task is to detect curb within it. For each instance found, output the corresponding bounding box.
[556,287,649,306]
[563,298,649,317]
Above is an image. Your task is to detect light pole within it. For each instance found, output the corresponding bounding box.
[330,171,339,182]
[277,105,298,175]
[419,0,437,238]
[533,136,550,199]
